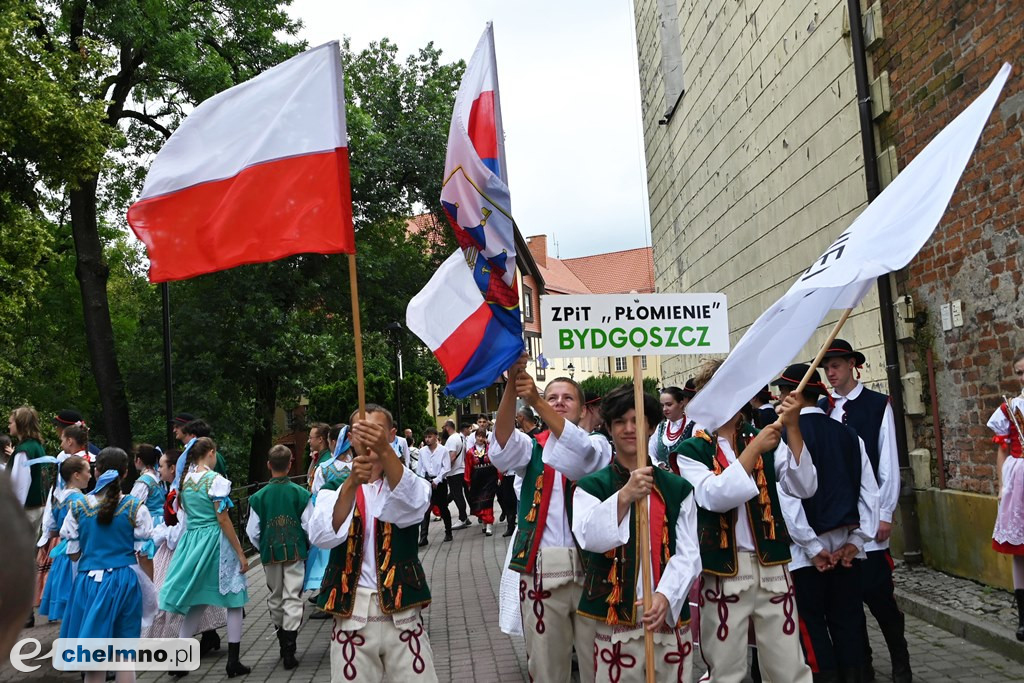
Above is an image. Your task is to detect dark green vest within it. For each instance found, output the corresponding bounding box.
[675,425,791,576]
[18,439,48,507]
[248,476,311,564]
[508,432,575,574]
[316,480,430,617]
[575,461,693,626]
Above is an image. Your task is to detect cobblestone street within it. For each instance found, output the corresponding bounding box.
[4,503,1024,681]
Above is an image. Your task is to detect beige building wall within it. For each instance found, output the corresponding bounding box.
[634,0,892,391]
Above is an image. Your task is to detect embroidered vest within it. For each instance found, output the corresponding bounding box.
[786,413,861,535]
[508,431,574,574]
[675,426,792,576]
[576,462,693,626]
[316,483,430,617]
[249,476,311,563]
[653,420,687,467]
[138,472,167,521]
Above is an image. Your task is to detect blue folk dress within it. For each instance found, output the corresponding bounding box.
[159,470,247,613]
[38,488,87,621]
[59,494,154,639]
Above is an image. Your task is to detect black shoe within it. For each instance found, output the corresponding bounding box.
[503,522,515,537]
[309,609,330,620]
[306,592,318,604]
[24,611,34,628]
[418,537,428,547]
[280,629,299,670]
[1015,589,1024,641]
[443,532,453,542]
[225,642,250,678]
[199,630,221,656]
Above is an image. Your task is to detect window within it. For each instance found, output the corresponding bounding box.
[656,0,685,122]
[641,355,648,370]
[615,357,628,372]
[522,285,533,322]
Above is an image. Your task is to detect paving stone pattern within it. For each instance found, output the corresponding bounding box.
[5,504,1024,681]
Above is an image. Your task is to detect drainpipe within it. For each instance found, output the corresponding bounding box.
[847,0,923,564]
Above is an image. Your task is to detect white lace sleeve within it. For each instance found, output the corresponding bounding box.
[207,474,233,499]
[988,404,1011,436]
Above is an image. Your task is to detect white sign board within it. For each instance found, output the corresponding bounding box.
[540,293,729,358]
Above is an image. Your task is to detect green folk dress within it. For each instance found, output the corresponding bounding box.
[159,469,248,613]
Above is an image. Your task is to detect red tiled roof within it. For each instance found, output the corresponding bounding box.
[538,258,590,295]
[562,247,655,294]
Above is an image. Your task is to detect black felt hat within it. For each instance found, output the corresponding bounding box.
[754,385,774,403]
[820,338,866,366]
[772,364,829,396]
[53,409,84,427]
[171,412,195,426]
[680,378,697,398]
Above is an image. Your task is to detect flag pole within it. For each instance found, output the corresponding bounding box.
[632,355,655,683]
[349,253,367,419]
[790,307,854,396]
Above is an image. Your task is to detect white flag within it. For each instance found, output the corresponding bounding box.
[686,63,1011,431]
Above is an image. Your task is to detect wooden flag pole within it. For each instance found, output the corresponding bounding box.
[348,253,367,420]
[773,308,855,427]
[632,355,656,683]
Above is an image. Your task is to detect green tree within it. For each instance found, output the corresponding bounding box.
[17,0,304,448]
[580,374,660,402]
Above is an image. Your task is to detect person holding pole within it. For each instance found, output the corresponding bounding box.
[308,404,437,682]
[820,339,911,682]
[674,359,816,683]
[491,353,612,683]
[774,363,880,682]
[572,384,701,682]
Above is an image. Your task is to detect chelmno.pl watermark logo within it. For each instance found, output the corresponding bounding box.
[9,638,200,672]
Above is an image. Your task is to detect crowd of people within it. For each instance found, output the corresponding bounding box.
[2,343,1022,683]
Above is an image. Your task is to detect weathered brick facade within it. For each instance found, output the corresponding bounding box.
[873,1,1024,494]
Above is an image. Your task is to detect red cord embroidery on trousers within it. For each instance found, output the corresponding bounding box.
[520,579,527,603]
[664,629,693,682]
[331,623,365,681]
[769,572,797,635]
[702,576,739,642]
[527,570,551,634]
[399,620,427,674]
[600,642,637,683]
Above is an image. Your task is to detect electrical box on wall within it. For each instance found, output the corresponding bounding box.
[894,294,914,341]
[902,371,925,415]
[940,303,953,331]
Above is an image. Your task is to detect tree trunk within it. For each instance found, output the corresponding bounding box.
[249,371,278,484]
[69,176,133,449]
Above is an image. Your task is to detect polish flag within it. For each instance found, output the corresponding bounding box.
[127,42,354,283]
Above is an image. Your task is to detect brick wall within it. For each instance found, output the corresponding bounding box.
[873,0,1024,493]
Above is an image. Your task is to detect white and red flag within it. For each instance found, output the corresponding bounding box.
[686,63,1012,431]
[407,24,524,398]
[128,42,354,283]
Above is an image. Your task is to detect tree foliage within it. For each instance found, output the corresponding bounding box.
[580,374,660,403]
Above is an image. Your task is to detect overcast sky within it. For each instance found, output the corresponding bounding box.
[288,0,652,259]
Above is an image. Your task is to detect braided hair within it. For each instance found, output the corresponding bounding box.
[95,448,128,525]
[176,437,216,512]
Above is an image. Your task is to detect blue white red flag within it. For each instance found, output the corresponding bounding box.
[407,24,524,398]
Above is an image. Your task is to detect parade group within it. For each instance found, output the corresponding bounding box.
[5,342,1024,683]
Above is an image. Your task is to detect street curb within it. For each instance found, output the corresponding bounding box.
[894,587,1024,665]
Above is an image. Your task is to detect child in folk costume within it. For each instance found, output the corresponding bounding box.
[246,445,314,670]
[491,353,612,683]
[60,448,155,683]
[821,339,910,682]
[674,359,817,683]
[308,405,437,682]
[573,385,702,682]
[465,427,499,536]
[38,455,90,622]
[143,451,228,643]
[306,425,354,618]
[160,437,251,678]
[988,351,1024,641]
[650,381,696,470]
[131,444,166,579]
[773,364,880,682]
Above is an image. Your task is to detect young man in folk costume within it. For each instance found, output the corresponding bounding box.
[821,340,911,683]
[572,384,701,682]
[308,404,437,682]
[307,422,334,489]
[674,359,817,683]
[774,364,880,683]
[650,380,697,471]
[417,427,454,546]
[491,353,613,683]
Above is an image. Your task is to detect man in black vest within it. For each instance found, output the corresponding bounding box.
[774,364,880,683]
[821,340,910,683]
